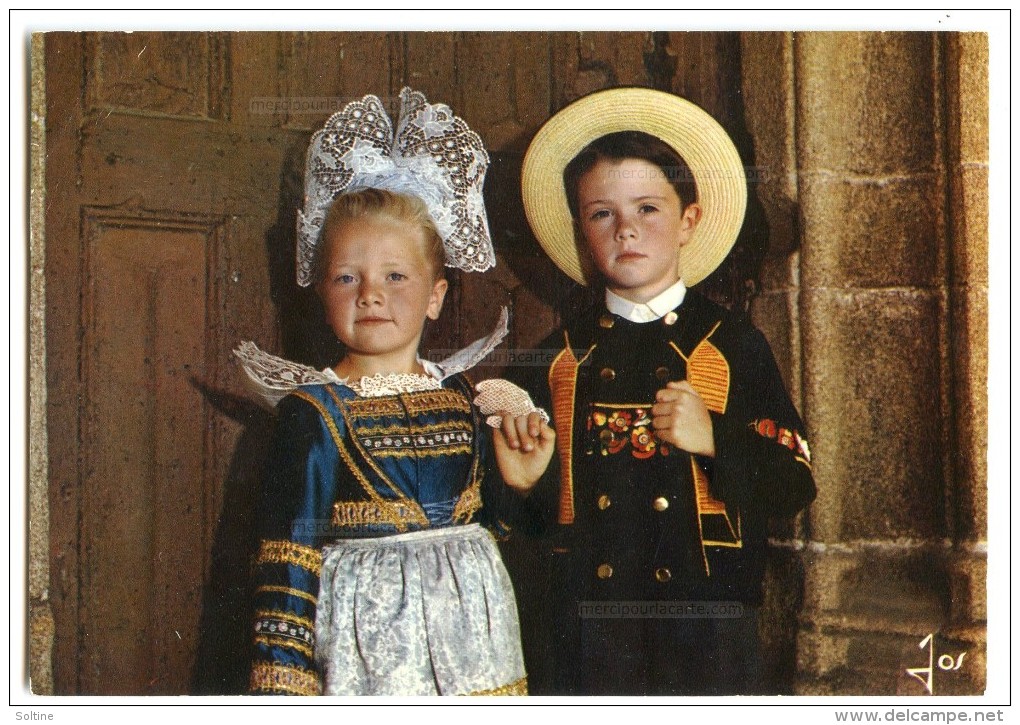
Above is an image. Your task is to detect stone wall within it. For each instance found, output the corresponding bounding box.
[742,31,987,696]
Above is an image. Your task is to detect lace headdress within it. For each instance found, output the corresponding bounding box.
[296,86,495,286]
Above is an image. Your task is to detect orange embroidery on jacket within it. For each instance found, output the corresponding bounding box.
[549,343,580,525]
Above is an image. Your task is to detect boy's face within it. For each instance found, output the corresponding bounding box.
[316,214,447,368]
[576,157,701,304]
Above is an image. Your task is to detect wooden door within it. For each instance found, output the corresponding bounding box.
[43,30,747,694]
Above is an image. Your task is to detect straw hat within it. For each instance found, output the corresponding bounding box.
[521,87,747,286]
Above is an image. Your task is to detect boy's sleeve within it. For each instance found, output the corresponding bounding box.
[706,324,817,518]
[249,394,337,695]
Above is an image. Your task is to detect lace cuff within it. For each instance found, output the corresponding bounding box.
[473,379,550,429]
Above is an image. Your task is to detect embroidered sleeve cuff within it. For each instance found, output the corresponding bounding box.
[250,662,321,696]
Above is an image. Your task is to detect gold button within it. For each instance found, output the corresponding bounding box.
[653,496,669,512]
[655,567,672,583]
[599,429,614,445]
[655,366,671,381]
[597,494,611,510]
[599,314,615,329]
[600,367,616,382]
[663,311,678,326]
[597,564,614,579]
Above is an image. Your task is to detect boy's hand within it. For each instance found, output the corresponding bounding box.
[651,381,715,457]
[491,411,556,494]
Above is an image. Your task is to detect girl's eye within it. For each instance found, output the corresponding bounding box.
[589,209,611,222]
[336,273,356,284]
[387,272,407,282]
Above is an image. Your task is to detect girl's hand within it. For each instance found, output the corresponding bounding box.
[651,380,715,457]
[491,411,556,493]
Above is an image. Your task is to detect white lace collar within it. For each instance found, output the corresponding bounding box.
[339,362,444,398]
[234,307,507,409]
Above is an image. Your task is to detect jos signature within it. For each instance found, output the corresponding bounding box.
[905,633,967,695]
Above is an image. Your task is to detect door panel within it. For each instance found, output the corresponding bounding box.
[79,214,215,693]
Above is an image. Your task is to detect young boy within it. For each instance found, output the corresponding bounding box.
[512,87,816,695]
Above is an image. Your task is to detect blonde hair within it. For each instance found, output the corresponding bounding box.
[313,189,446,283]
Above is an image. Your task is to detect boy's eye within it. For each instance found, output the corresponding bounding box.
[386,272,407,282]
[639,204,658,214]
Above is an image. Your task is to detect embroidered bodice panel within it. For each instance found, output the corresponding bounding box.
[282,376,487,537]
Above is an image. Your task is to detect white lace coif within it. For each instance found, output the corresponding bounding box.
[296,87,495,286]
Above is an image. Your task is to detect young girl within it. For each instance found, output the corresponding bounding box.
[237,89,553,696]
[515,87,816,695]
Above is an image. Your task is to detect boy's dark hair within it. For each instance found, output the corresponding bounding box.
[563,131,698,219]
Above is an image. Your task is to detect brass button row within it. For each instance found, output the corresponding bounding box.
[594,495,669,511]
[595,564,672,582]
[603,366,672,382]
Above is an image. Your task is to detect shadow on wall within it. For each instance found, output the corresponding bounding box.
[189,383,273,694]
[192,138,321,694]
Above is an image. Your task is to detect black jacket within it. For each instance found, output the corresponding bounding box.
[521,290,816,606]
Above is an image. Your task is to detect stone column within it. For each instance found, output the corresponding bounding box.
[792,32,983,695]
[942,32,988,695]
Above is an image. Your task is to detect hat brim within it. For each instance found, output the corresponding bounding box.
[521,87,747,287]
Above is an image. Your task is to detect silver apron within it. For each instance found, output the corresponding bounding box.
[316,523,527,695]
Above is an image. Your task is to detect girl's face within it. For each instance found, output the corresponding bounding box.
[316,214,447,373]
[575,157,701,304]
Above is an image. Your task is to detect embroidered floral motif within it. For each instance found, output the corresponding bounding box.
[630,426,657,459]
[588,406,670,459]
[750,418,811,462]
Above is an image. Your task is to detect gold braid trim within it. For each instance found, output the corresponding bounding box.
[343,388,472,418]
[255,585,318,605]
[402,388,473,416]
[332,499,429,529]
[466,676,528,696]
[368,443,473,459]
[254,633,314,659]
[256,539,322,576]
[355,419,473,437]
[452,480,482,523]
[250,662,321,696]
